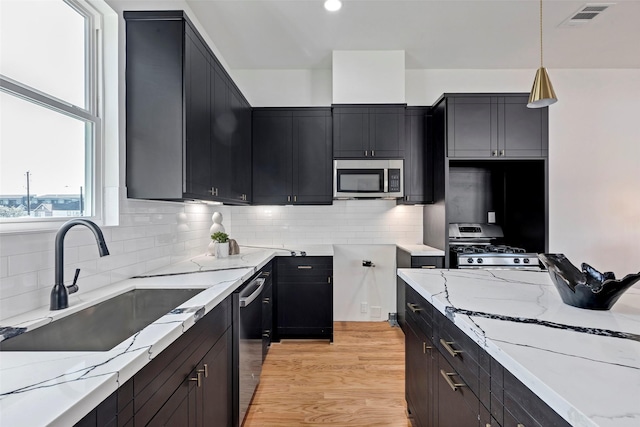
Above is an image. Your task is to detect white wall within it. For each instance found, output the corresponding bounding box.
[236,67,640,276]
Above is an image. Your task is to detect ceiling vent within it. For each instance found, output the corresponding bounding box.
[559,3,615,27]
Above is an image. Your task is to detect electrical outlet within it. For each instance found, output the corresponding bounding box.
[360,302,368,313]
[371,306,382,318]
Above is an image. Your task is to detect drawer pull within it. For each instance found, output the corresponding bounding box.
[421,265,436,269]
[407,303,422,313]
[440,369,466,392]
[263,297,270,304]
[297,265,313,269]
[197,364,208,378]
[423,342,433,353]
[261,271,271,277]
[440,338,462,357]
[263,330,271,338]
[189,371,202,387]
[517,425,525,427]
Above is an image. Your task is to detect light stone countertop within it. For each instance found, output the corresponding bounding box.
[0,247,278,427]
[396,244,446,256]
[398,268,640,427]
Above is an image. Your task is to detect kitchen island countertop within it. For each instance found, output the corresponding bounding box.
[398,268,640,427]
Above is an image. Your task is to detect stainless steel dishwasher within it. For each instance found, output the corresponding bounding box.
[233,275,265,426]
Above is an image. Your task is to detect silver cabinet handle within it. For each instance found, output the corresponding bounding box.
[364,150,368,157]
[189,371,202,387]
[297,265,313,269]
[423,342,432,353]
[287,195,291,202]
[421,265,436,269]
[197,364,208,378]
[372,150,375,157]
[440,338,462,357]
[440,369,467,392]
[407,302,422,313]
[500,149,505,156]
[492,150,498,157]
[294,195,297,202]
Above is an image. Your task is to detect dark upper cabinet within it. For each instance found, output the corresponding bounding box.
[252,108,332,205]
[333,105,405,158]
[444,94,548,158]
[125,11,250,204]
[400,107,433,204]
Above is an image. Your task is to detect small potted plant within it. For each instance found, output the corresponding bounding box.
[211,231,230,258]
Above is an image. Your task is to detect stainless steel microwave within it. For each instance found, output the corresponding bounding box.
[333,159,404,199]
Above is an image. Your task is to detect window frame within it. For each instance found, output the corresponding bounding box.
[0,0,112,231]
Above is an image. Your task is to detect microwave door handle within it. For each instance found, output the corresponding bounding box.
[383,168,389,193]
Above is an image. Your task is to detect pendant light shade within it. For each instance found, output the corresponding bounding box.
[527,0,557,108]
[528,67,557,108]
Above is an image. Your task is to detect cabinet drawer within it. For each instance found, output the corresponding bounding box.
[434,309,483,398]
[133,297,231,425]
[404,284,433,338]
[411,256,444,269]
[277,257,333,281]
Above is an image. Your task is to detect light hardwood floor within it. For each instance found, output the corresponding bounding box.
[244,321,412,427]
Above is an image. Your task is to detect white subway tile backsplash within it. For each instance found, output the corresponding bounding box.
[0,198,422,321]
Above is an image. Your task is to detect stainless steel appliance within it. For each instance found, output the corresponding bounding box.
[234,275,265,425]
[334,159,403,199]
[449,223,542,270]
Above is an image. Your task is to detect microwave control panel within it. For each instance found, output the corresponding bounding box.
[388,169,401,192]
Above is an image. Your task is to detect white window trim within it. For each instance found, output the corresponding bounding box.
[0,0,119,234]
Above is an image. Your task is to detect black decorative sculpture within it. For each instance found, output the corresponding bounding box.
[538,254,640,310]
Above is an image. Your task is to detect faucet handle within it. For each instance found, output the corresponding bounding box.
[67,268,80,294]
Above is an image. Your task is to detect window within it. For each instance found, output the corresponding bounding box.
[0,0,104,222]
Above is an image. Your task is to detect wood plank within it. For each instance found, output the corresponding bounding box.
[244,321,411,426]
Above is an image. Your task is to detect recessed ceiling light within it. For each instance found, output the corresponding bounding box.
[324,0,342,12]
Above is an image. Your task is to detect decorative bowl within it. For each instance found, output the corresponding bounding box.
[538,254,640,310]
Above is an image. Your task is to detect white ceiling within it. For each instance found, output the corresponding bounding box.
[182,0,640,70]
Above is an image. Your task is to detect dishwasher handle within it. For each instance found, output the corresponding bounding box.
[239,278,265,307]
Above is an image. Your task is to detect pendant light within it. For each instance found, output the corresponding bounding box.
[527,0,557,108]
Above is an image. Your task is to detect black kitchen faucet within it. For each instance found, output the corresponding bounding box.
[50,219,110,310]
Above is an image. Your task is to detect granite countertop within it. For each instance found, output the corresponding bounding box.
[397,268,640,427]
[0,247,279,427]
[396,244,445,256]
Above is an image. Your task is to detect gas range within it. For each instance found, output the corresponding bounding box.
[449,224,543,270]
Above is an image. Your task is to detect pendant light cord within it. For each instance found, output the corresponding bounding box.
[539,0,544,67]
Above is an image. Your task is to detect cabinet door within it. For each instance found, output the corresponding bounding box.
[198,328,232,427]
[211,63,232,199]
[447,97,498,158]
[252,110,293,204]
[229,89,252,203]
[436,352,481,427]
[292,110,333,204]
[405,317,434,427]
[147,379,197,427]
[184,29,211,199]
[402,108,433,204]
[276,257,333,338]
[333,107,369,158]
[369,106,404,158]
[499,96,549,157]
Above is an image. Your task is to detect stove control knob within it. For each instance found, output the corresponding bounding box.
[467,258,474,264]
[523,258,530,264]
[477,258,483,264]
[514,258,521,264]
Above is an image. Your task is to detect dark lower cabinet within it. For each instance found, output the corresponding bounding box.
[275,257,333,341]
[76,296,233,427]
[261,266,274,362]
[405,316,434,427]
[436,352,481,427]
[401,279,570,427]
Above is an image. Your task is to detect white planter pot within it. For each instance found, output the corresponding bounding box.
[214,241,230,258]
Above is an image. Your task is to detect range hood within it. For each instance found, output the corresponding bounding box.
[332,50,405,104]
